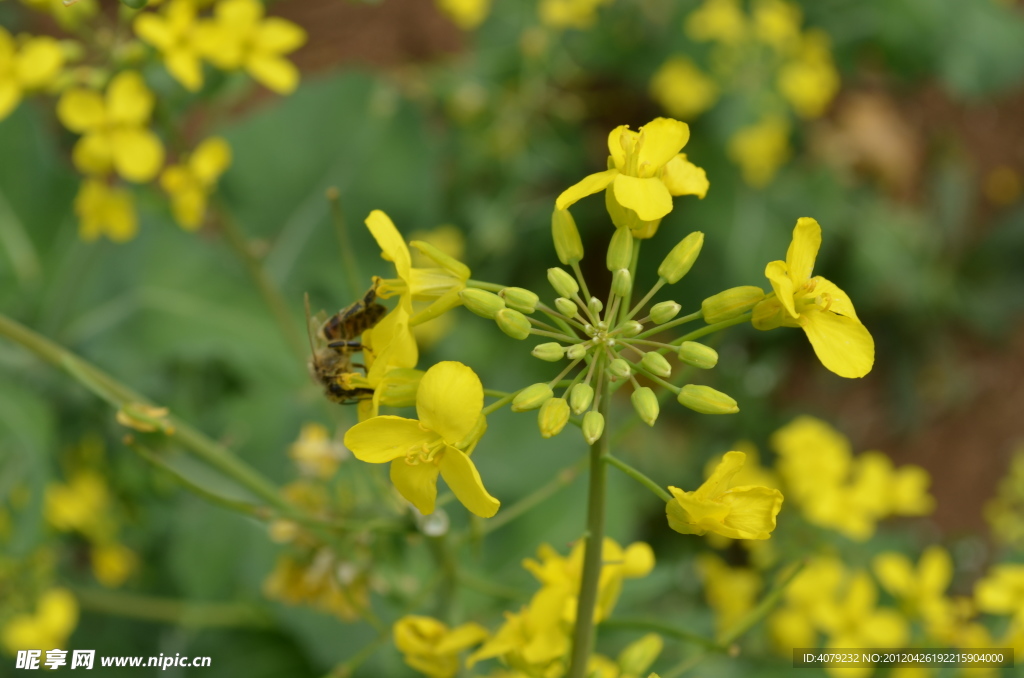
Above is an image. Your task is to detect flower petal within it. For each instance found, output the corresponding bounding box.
[697,450,746,500]
[764,260,797,318]
[637,117,690,175]
[57,88,105,133]
[416,361,483,443]
[165,50,204,92]
[365,210,412,280]
[190,137,232,184]
[439,446,499,518]
[71,133,113,175]
[0,81,20,121]
[15,37,64,89]
[607,125,636,169]
[720,486,784,539]
[612,174,673,222]
[786,217,821,285]
[556,169,618,211]
[246,53,300,95]
[811,276,858,320]
[801,308,875,378]
[106,71,154,126]
[390,457,440,514]
[254,17,307,53]
[134,13,174,50]
[661,154,708,197]
[343,416,429,463]
[111,128,164,183]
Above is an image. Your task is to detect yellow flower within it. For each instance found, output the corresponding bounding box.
[0,28,65,121]
[556,117,708,238]
[195,0,306,95]
[684,0,747,44]
[437,0,490,30]
[262,553,369,620]
[1,589,78,653]
[288,423,346,479]
[160,136,232,230]
[697,553,762,634]
[539,0,613,30]
[343,361,499,518]
[649,56,719,121]
[666,451,783,540]
[365,210,471,326]
[768,555,846,652]
[752,0,802,51]
[393,615,488,678]
[727,116,791,187]
[873,546,953,627]
[752,217,874,378]
[91,542,137,588]
[975,564,1024,624]
[44,470,112,540]
[778,29,840,119]
[816,572,908,661]
[73,179,138,242]
[134,0,206,91]
[56,71,164,182]
[348,305,423,421]
[467,595,568,673]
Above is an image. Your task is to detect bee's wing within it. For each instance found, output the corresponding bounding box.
[309,310,330,348]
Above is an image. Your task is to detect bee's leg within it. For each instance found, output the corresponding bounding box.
[327,340,363,351]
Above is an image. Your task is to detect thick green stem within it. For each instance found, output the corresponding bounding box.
[566,380,610,678]
[73,588,272,628]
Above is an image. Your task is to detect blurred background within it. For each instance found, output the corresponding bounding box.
[2,0,1024,675]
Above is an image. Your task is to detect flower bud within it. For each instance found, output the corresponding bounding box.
[566,343,588,360]
[500,287,539,314]
[588,296,603,316]
[582,410,605,445]
[410,240,471,280]
[620,320,643,337]
[701,286,765,324]
[512,383,553,411]
[606,227,633,271]
[650,300,681,325]
[608,358,631,380]
[640,352,672,378]
[548,267,579,298]
[532,342,565,362]
[496,308,531,340]
[555,297,578,318]
[552,208,584,265]
[658,231,704,284]
[619,634,663,676]
[460,288,505,319]
[631,386,660,426]
[569,383,594,414]
[677,341,718,369]
[677,384,739,414]
[611,269,632,298]
[538,398,570,438]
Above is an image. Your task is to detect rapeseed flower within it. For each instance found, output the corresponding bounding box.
[344,361,498,518]
[437,0,490,30]
[753,217,874,378]
[649,56,719,121]
[0,589,78,653]
[697,553,762,634]
[539,0,613,30]
[873,546,954,628]
[288,423,346,479]
[728,116,791,187]
[685,0,746,44]
[393,615,488,678]
[159,136,232,230]
[0,28,65,122]
[975,564,1024,625]
[134,0,206,91]
[778,30,840,119]
[73,179,138,242]
[346,303,423,421]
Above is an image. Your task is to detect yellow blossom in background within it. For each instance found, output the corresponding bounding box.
[393,615,488,678]
[366,210,471,326]
[57,71,164,183]
[263,553,368,620]
[45,470,112,540]
[778,30,840,118]
[467,596,568,675]
[649,56,719,121]
[667,451,783,540]
[617,634,663,678]
[873,546,954,630]
[728,116,791,187]
[195,0,307,95]
[288,423,346,479]
[817,572,908,672]
[539,0,614,30]
[344,361,498,517]
[697,553,762,634]
[769,555,845,651]
[986,446,1024,547]
[160,136,232,230]
[134,0,206,91]
[73,179,138,242]
[556,117,708,238]
[0,27,65,121]
[91,542,138,588]
[437,0,491,30]
[685,0,747,44]
[752,0,802,51]
[753,217,874,378]
[974,564,1024,624]
[1,589,78,654]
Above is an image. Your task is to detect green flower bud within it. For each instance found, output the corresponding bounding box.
[500,287,539,314]
[410,240,471,280]
[512,383,553,412]
[496,308,531,340]
[650,300,681,325]
[588,296,603,316]
[548,267,579,298]
[640,352,672,378]
[569,383,594,414]
[677,341,718,369]
[658,231,704,284]
[618,634,664,676]
[677,384,739,414]
[620,320,643,337]
[566,343,588,360]
[555,297,578,318]
[582,410,605,445]
[608,358,631,380]
[631,386,660,426]
[538,397,570,438]
[460,288,505,319]
[552,208,584,265]
[532,342,565,362]
[701,286,765,324]
[606,227,633,272]
[611,269,632,298]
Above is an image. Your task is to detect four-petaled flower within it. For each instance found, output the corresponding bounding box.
[344,361,499,518]
[0,27,64,122]
[134,0,207,92]
[393,615,489,678]
[752,217,874,378]
[160,136,232,230]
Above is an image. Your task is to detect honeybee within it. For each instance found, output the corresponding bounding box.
[305,282,387,404]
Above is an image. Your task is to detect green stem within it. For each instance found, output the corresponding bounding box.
[625,278,665,322]
[73,588,272,628]
[326,188,364,299]
[565,379,610,678]
[570,261,592,305]
[618,238,641,326]
[633,310,703,340]
[530,328,577,342]
[605,455,671,502]
[668,313,752,348]
[482,389,521,416]
[466,279,506,292]
[322,632,390,678]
